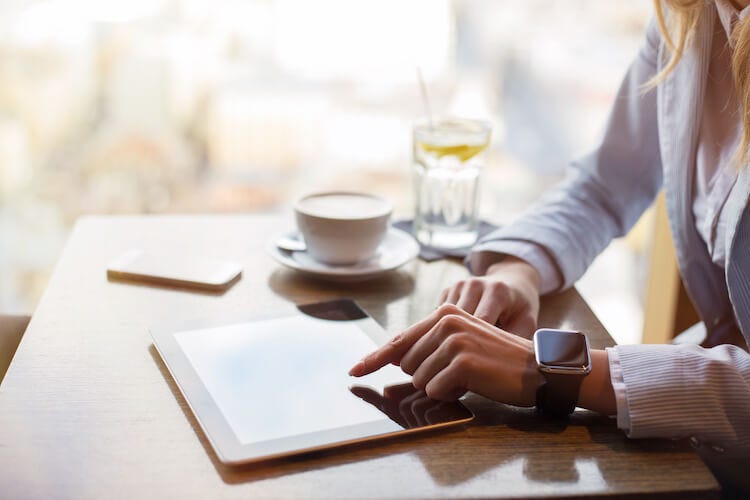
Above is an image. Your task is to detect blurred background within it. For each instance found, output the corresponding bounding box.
[0,0,654,344]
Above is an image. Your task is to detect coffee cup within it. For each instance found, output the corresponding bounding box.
[294,192,392,265]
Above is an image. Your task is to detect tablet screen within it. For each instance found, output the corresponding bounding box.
[174,313,409,444]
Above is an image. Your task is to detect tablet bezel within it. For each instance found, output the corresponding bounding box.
[150,301,474,465]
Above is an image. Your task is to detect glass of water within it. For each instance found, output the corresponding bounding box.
[412,117,491,249]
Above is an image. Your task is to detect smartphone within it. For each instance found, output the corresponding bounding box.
[107,249,242,291]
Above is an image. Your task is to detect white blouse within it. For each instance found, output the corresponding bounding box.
[693,0,744,266]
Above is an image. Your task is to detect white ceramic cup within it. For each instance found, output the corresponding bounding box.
[294,192,392,265]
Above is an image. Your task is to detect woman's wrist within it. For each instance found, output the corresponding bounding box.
[486,256,542,292]
[577,349,617,415]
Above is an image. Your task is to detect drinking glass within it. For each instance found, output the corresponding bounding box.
[412,117,491,249]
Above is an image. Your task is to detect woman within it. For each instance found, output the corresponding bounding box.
[351,0,750,467]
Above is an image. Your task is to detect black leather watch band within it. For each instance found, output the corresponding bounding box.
[535,373,586,417]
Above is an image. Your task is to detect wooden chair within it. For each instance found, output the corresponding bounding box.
[642,192,698,344]
[643,192,747,349]
[0,315,30,384]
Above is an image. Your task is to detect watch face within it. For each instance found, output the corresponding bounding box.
[534,329,590,370]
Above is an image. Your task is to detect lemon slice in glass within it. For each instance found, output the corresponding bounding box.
[417,141,489,161]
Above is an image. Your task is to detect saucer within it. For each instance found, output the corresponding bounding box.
[266,227,419,282]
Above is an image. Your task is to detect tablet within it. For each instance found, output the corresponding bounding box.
[151,299,474,465]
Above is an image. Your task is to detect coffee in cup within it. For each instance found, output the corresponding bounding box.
[294,192,392,265]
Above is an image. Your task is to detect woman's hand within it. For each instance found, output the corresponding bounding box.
[438,256,541,338]
[349,303,542,406]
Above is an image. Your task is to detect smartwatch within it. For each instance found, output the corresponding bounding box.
[532,329,592,417]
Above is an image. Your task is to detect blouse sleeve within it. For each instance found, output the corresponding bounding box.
[609,343,750,453]
[468,18,664,291]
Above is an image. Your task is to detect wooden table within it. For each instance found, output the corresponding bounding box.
[0,215,720,499]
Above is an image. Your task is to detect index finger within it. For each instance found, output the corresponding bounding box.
[348,304,466,377]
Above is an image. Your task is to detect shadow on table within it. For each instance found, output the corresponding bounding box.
[107,273,241,296]
[266,268,415,326]
[216,397,701,491]
[415,394,714,492]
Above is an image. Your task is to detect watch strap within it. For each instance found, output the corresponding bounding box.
[535,372,586,417]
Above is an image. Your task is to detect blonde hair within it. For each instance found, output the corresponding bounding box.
[651,0,750,164]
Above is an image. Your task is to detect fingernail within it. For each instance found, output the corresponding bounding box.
[349,360,365,376]
[389,334,402,345]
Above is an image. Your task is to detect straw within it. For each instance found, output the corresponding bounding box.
[416,66,434,130]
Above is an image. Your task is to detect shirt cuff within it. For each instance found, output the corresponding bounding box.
[607,346,632,433]
[467,240,563,295]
